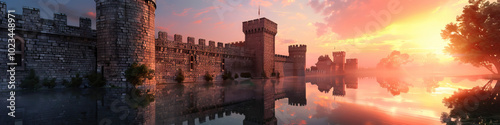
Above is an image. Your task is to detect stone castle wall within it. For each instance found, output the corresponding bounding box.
[0,3,97,90]
[155,32,254,83]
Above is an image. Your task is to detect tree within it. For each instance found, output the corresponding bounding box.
[204,71,213,82]
[125,63,154,86]
[175,68,185,83]
[441,0,500,74]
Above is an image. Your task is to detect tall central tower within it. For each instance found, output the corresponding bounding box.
[243,18,277,77]
[95,0,156,87]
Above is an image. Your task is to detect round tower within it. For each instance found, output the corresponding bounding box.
[95,0,156,87]
[288,45,307,76]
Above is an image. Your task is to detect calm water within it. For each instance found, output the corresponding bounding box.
[1,75,498,125]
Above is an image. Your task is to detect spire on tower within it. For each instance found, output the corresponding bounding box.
[258,4,261,17]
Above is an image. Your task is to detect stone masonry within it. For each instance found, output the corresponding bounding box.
[0,0,307,90]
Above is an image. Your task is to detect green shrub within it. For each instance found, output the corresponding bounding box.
[62,79,69,87]
[234,73,239,79]
[86,72,106,88]
[204,71,213,82]
[42,77,56,89]
[125,63,154,86]
[175,68,185,83]
[222,71,233,80]
[271,72,276,77]
[20,69,41,90]
[240,72,252,78]
[65,73,83,88]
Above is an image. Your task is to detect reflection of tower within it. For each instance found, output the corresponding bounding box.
[286,77,307,106]
[333,77,346,96]
[243,18,277,78]
[332,51,346,74]
[244,80,277,125]
[289,45,307,76]
[95,0,156,88]
[345,76,358,89]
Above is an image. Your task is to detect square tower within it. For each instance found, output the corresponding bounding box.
[243,18,277,77]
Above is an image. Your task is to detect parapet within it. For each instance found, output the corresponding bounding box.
[242,17,277,35]
[332,51,346,57]
[346,58,358,64]
[1,4,95,38]
[288,44,307,53]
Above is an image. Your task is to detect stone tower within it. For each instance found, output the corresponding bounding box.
[289,45,307,76]
[243,17,277,78]
[95,0,156,87]
[332,51,346,74]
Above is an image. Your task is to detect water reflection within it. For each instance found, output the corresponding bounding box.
[306,76,359,96]
[376,76,411,96]
[441,80,500,125]
[2,76,500,125]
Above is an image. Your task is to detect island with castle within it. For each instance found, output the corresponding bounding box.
[0,0,308,89]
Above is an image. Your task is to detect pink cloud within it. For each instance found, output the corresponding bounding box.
[275,0,295,7]
[85,11,96,18]
[156,26,170,32]
[193,17,212,24]
[172,8,192,16]
[194,6,217,18]
[250,0,273,7]
[308,0,449,38]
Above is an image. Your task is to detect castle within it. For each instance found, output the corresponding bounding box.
[308,51,358,75]
[0,0,307,88]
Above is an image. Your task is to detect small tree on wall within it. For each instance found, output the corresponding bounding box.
[204,71,213,82]
[175,68,185,83]
[125,63,155,87]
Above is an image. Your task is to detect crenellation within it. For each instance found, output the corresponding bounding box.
[209,41,215,47]
[217,42,223,48]
[158,31,168,40]
[187,36,195,44]
[174,34,182,42]
[198,39,206,46]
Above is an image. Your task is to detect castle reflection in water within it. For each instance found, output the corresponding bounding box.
[0,76,358,125]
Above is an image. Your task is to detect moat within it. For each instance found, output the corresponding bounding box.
[0,75,497,125]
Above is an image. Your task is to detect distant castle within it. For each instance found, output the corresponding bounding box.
[308,51,358,74]
[0,0,307,88]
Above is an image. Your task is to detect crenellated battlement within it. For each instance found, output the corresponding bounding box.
[346,58,358,64]
[0,4,95,38]
[332,51,346,57]
[288,44,307,53]
[242,17,277,35]
[155,31,254,58]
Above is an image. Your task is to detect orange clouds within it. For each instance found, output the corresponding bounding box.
[250,0,273,7]
[173,8,192,16]
[308,0,449,38]
[86,11,96,18]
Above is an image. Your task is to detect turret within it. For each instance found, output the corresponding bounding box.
[288,44,307,76]
[332,51,346,74]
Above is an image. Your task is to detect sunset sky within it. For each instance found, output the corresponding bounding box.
[3,0,495,75]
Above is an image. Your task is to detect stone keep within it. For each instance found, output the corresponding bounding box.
[243,18,277,77]
[95,0,157,87]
